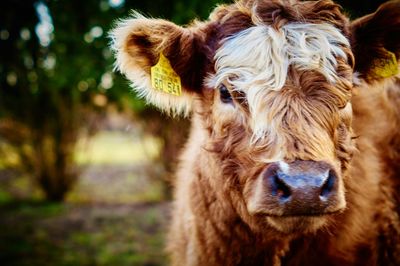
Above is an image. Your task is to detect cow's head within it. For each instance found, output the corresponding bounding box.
[111,0,400,234]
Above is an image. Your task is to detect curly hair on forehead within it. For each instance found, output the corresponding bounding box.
[214,0,350,30]
[209,0,356,71]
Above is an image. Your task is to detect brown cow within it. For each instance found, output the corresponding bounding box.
[110,0,400,265]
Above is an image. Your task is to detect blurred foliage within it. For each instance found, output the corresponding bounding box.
[335,0,390,18]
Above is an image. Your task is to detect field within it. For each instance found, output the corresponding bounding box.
[0,131,171,266]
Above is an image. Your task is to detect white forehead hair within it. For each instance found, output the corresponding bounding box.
[208,23,350,141]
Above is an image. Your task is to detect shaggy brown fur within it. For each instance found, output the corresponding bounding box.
[111,0,400,265]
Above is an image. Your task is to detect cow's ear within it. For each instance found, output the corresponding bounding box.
[110,13,211,116]
[350,0,400,83]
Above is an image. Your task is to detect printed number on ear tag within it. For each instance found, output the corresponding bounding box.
[151,53,182,96]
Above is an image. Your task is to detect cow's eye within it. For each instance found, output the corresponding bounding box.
[219,84,233,104]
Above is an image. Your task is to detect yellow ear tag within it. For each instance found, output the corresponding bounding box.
[150,53,182,96]
[370,50,398,79]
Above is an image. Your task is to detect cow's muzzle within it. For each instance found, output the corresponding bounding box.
[261,160,345,216]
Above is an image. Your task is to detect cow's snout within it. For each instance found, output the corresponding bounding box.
[262,160,344,216]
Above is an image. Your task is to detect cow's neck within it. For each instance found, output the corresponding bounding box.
[189,174,281,265]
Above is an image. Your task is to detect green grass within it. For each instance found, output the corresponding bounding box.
[0,188,12,204]
[0,201,169,266]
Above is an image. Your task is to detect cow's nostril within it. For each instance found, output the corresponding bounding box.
[272,175,291,201]
[320,171,336,199]
[262,161,342,216]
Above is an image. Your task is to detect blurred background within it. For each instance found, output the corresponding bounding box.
[0,0,389,265]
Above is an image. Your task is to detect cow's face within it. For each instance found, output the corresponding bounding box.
[111,0,400,234]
